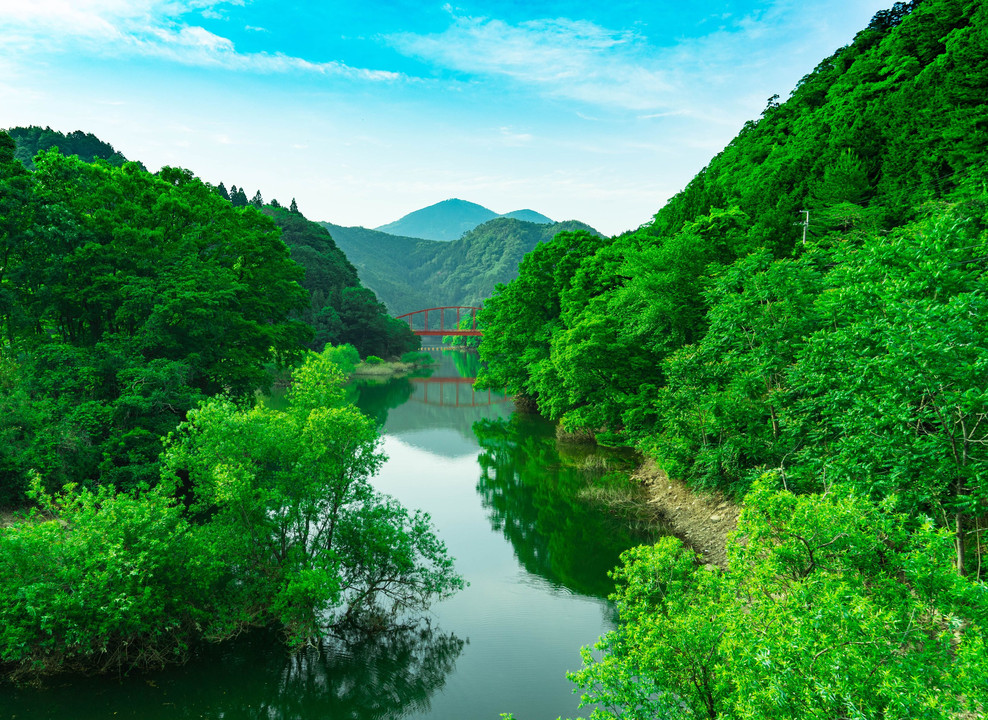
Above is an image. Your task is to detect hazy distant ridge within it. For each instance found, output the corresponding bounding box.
[375,198,552,241]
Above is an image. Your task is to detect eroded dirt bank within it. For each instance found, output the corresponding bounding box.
[632,458,741,568]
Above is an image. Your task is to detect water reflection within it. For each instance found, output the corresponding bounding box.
[1,624,464,720]
[351,351,512,457]
[350,375,417,426]
[1,349,657,720]
[474,414,663,599]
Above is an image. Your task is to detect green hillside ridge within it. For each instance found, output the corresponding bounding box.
[5,125,139,171]
[4,125,417,362]
[260,207,418,358]
[321,216,600,315]
[373,197,553,241]
[480,0,988,449]
[482,1,988,714]
[0,134,454,682]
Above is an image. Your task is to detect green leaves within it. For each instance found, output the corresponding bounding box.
[0,346,466,681]
[0,145,316,497]
[570,480,988,720]
[0,478,224,681]
[163,346,463,646]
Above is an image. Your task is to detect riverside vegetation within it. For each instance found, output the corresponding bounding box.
[0,131,457,683]
[2,0,988,713]
[480,0,988,716]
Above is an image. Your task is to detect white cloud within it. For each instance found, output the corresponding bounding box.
[389,14,672,111]
[387,2,884,120]
[0,0,403,82]
[498,126,533,146]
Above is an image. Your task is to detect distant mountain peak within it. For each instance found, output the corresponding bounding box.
[375,198,553,242]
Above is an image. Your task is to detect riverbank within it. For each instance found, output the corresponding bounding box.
[351,359,429,379]
[633,459,740,568]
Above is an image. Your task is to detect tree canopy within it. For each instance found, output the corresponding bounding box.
[0,143,311,498]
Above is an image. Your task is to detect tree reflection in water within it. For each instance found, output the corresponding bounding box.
[1,623,464,720]
[349,376,417,426]
[473,414,665,599]
[232,624,465,720]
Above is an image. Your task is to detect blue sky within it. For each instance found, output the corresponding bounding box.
[2,0,891,235]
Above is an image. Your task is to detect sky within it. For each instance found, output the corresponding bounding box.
[1,0,893,236]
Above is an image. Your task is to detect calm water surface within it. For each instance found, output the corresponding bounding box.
[1,349,659,720]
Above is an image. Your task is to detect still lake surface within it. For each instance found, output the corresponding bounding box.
[2,349,658,720]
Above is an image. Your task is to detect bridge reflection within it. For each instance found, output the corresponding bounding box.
[409,376,511,408]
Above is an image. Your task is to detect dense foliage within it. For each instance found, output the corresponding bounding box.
[0,138,310,500]
[162,348,463,644]
[262,207,419,358]
[570,480,988,719]
[0,128,422,503]
[477,1,988,715]
[5,126,134,171]
[478,0,988,564]
[0,479,221,681]
[0,348,463,682]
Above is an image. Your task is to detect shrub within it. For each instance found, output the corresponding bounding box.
[0,479,225,682]
[400,351,434,365]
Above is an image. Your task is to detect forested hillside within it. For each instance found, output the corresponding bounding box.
[5,126,416,361]
[6,126,135,171]
[0,133,457,681]
[480,0,987,512]
[0,135,311,502]
[0,129,416,505]
[483,2,988,713]
[261,207,418,357]
[324,217,600,315]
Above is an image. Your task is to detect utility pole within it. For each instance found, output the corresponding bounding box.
[794,210,809,245]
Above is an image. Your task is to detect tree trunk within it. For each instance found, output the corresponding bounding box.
[956,512,966,575]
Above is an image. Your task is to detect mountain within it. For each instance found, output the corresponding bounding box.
[316,223,440,313]
[321,217,600,315]
[373,198,553,241]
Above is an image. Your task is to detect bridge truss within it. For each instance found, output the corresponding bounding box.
[396,306,483,336]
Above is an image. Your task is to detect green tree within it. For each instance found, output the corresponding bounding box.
[442,311,481,348]
[0,478,226,681]
[476,230,609,400]
[0,151,310,495]
[569,479,988,719]
[786,204,988,572]
[654,249,826,495]
[163,347,464,644]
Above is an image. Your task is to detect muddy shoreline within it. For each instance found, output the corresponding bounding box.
[633,458,740,568]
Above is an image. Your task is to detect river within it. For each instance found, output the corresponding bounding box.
[1,349,661,720]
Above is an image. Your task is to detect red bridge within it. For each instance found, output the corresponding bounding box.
[396,306,482,336]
